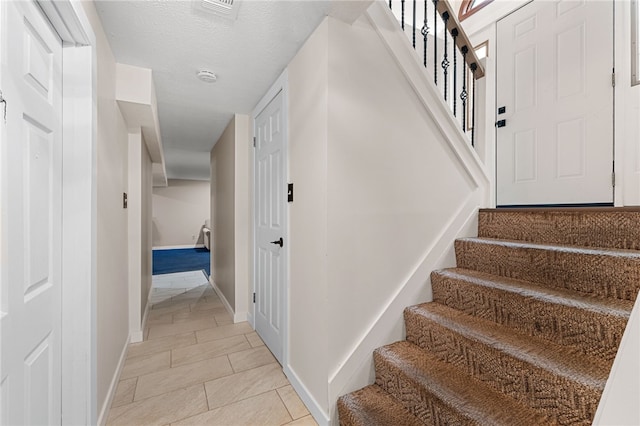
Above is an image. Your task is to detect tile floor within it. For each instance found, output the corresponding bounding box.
[106,272,318,426]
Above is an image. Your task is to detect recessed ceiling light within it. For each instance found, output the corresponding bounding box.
[196,70,217,83]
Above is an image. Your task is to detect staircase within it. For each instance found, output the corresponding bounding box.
[338,208,640,425]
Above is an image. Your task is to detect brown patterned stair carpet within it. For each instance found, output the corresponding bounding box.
[478,208,640,250]
[431,268,632,361]
[338,208,640,426]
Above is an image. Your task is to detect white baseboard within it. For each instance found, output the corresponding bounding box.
[130,285,152,343]
[131,291,152,343]
[152,244,205,250]
[210,277,237,320]
[234,310,248,323]
[141,288,151,330]
[247,311,254,328]
[208,278,247,323]
[285,364,331,426]
[97,334,130,426]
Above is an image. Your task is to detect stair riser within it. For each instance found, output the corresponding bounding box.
[337,401,363,426]
[337,385,425,426]
[404,309,602,423]
[455,239,640,301]
[373,351,481,426]
[431,272,628,361]
[478,210,640,250]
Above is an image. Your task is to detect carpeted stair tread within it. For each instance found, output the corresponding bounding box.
[405,303,609,384]
[455,237,640,300]
[374,341,558,426]
[337,384,425,426]
[478,208,640,250]
[405,304,606,423]
[431,267,632,360]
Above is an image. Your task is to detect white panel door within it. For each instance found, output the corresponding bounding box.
[254,90,286,364]
[0,1,63,424]
[496,0,613,206]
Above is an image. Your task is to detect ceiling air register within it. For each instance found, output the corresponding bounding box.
[198,0,240,21]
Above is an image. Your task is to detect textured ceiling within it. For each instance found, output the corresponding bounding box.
[95,0,329,180]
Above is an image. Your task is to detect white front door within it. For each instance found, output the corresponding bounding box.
[0,1,63,424]
[496,0,614,206]
[254,90,286,364]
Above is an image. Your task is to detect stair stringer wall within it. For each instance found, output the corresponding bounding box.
[593,292,640,425]
[325,3,490,424]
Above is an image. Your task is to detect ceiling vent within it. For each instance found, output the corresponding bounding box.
[198,0,241,21]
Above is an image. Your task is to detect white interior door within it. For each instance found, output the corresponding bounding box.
[0,1,63,424]
[496,0,614,206]
[254,90,286,364]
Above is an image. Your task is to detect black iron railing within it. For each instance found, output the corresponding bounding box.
[390,0,484,146]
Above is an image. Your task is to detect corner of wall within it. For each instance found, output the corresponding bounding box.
[96,333,130,426]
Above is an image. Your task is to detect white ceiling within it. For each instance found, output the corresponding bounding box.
[95,0,329,181]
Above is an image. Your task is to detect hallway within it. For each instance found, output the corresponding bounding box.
[106,275,317,425]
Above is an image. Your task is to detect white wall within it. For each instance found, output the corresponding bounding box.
[211,118,237,308]
[234,115,251,322]
[128,131,154,343]
[286,7,488,423]
[141,137,153,326]
[152,179,210,248]
[209,114,250,321]
[288,17,330,419]
[593,292,640,426]
[80,1,130,421]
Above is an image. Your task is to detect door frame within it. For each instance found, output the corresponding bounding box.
[493,0,616,207]
[250,69,289,367]
[4,1,98,424]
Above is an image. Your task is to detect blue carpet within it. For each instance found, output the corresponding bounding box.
[153,248,210,276]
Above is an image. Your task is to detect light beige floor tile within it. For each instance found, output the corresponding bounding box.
[149,303,192,317]
[205,306,229,316]
[152,288,187,296]
[152,299,192,312]
[277,385,310,419]
[173,390,292,426]
[245,331,265,348]
[147,308,175,321]
[149,295,172,305]
[285,415,319,426]
[147,317,218,340]
[172,309,215,324]
[111,378,137,408]
[203,363,289,409]
[107,384,207,426]
[205,293,221,301]
[214,314,233,326]
[172,334,250,367]
[146,311,174,326]
[190,299,224,312]
[127,332,196,359]
[228,346,277,372]
[121,351,171,380]
[170,291,209,304]
[135,355,233,400]
[196,322,254,343]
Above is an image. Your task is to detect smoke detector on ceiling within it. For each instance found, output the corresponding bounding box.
[196,70,217,83]
[197,0,240,21]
